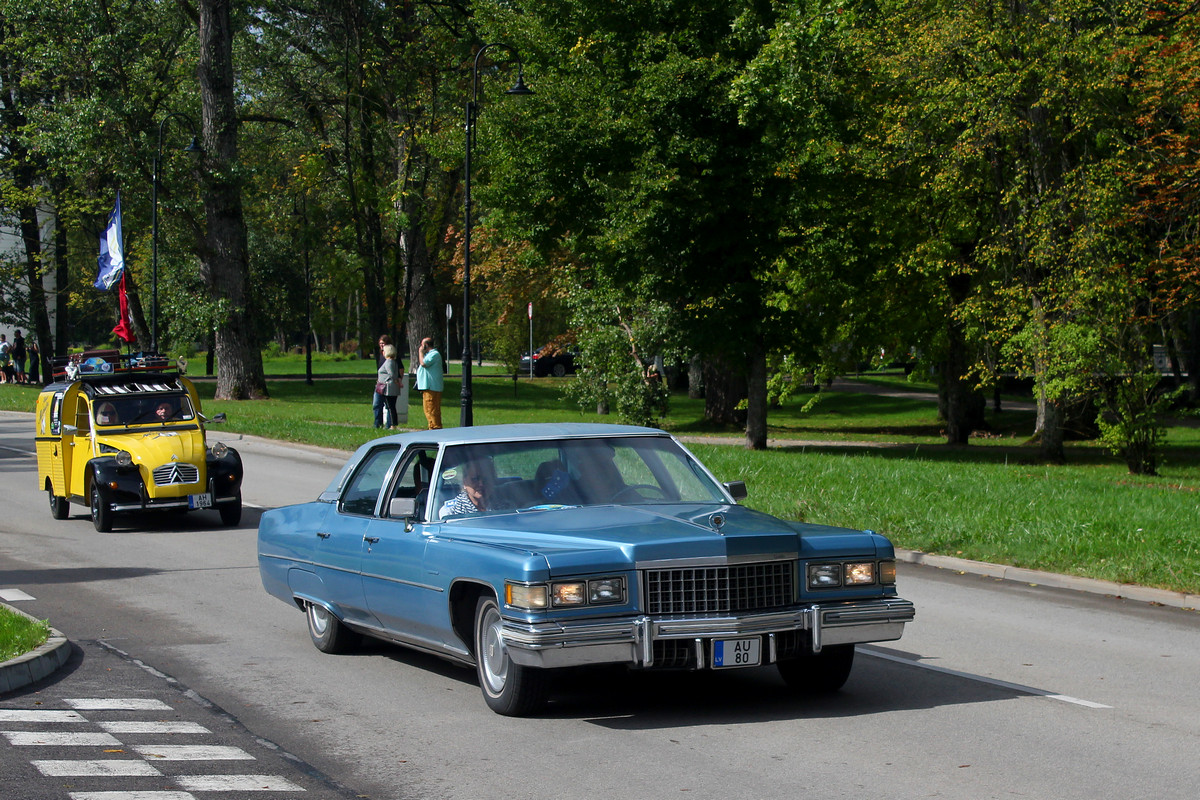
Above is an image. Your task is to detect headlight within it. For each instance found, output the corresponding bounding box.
[210,441,229,459]
[551,582,586,606]
[506,583,548,610]
[588,577,625,604]
[844,562,876,585]
[807,563,842,589]
[114,450,133,468]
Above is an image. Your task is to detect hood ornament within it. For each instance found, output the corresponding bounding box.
[709,512,726,534]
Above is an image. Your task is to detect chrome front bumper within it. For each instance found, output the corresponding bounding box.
[502,597,916,669]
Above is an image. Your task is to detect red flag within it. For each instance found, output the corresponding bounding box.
[112,271,136,343]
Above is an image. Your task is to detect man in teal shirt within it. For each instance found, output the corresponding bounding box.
[416,337,444,429]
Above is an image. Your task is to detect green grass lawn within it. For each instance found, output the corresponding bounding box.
[0,605,49,662]
[3,358,1198,595]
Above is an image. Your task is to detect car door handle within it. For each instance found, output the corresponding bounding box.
[316,532,330,539]
[364,536,380,544]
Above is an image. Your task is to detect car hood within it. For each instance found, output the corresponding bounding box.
[97,428,206,465]
[434,504,890,574]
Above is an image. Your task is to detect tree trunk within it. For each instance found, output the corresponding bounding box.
[940,270,975,444]
[745,346,767,449]
[703,354,747,426]
[197,0,266,399]
[687,354,704,399]
[18,197,54,378]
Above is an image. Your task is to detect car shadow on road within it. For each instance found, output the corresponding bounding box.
[539,646,1035,728]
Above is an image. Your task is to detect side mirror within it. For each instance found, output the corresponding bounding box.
[62,424,78,435]
[202,412,227,424]
[724,480,748,501]
[389,496,417,519]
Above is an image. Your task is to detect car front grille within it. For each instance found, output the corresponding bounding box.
[644,560,796,615]
[152,463,200,486]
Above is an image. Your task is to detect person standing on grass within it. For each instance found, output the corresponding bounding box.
[372,334,392,428]
[376,344,408,429]
[417,336,444,429]
[11,330,26,384]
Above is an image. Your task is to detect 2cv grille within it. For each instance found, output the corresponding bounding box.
[644,560,796,615]
[152,463,200,486]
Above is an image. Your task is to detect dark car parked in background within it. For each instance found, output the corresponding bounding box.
[520,343,577,377]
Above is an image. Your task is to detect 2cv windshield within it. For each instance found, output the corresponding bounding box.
[93,394,196,427]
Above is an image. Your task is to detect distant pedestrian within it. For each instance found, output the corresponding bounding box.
[0,334,10,384]
[375,344,408,429]
[417,337,444,429]
[26,341,40,385]
[372,334,392,428]
[11,330,26,384]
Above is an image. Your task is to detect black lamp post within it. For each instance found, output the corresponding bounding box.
[152,113,202,354]
[461,43,532,427]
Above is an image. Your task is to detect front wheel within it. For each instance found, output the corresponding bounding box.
[90,481,113,532]
[306,602,359,654]
[219,493,242,526]
[777,644,855,693]
[49,488,70,520]
[474,596,549,716]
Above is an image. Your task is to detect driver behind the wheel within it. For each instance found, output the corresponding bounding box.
[439,457,496,517]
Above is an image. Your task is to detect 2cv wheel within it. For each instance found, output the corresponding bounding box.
[90,481,113,533]
[473,595,549,716]
[219,492,243,526]
[48,488,70,520]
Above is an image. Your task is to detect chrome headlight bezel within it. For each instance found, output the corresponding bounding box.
[507,576,627,610]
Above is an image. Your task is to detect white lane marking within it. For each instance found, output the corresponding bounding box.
[133,744,254,761]
[65,699,172,711]
[33,760,164,777]
[70,793,196,800]
[2,731,124,746]
[0,710,86,723]
[865,649,1113,709]
[0,444,32,456]
[174,775,305,792]
[0,588,36,601]
[97,721,209,734]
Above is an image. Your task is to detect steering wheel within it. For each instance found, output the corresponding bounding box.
[610,484,668,503]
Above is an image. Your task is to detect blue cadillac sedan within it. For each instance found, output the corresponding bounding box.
[257,423,915,715]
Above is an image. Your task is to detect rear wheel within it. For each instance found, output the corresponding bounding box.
[306,602,359,654]
[552,363,567,377]
[49,488,70,520]
[90,481,113,532]
[219,493,242,526]
[474,595,549,716]
[777,645,855,693]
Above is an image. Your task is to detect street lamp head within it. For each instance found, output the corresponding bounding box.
[506,71,534,96]
[184,136,204,155]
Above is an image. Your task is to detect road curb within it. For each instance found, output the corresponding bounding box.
[0,602,72,695]
[897,548,1200,611]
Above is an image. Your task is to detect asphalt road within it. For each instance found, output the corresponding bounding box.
[2,411,1199,799]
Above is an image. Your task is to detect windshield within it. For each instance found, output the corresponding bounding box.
[432,435,726,520]
[93,394,196,427]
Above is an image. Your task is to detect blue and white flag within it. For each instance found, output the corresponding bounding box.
[95,192,124,290]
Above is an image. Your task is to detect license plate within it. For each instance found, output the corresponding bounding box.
[188,493,213,509]
[712,636,761,669]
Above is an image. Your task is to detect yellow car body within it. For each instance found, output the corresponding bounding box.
[35,363,242,532]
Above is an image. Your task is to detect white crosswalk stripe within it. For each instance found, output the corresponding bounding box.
[97,721,210,734]
[174,775,307,792]
[4,731,123,746]
[33,759,164,777]
[64,698,174,711]
[133,744,255,761]
[0,710,87,723]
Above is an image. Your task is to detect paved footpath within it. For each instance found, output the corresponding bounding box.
[0,639,360,800]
